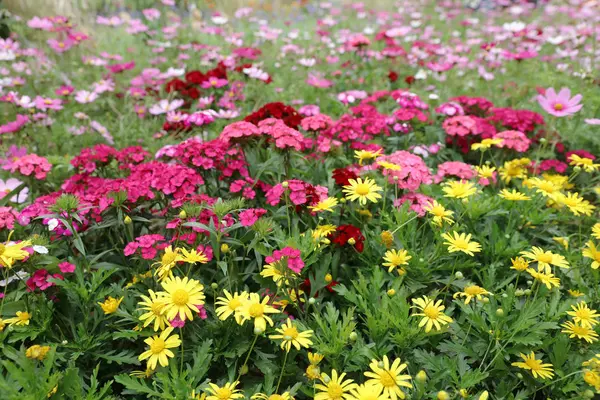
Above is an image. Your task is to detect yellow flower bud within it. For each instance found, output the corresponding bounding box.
[415,370,427,383]
[124,215,132,225]
[437,391,449,400]
[347,238,356,246]
[325,273,333,283]
[387,289,396,296]
[282,181,289,188]
[220,243,230,253]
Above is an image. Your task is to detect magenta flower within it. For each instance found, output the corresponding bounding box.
[537,87,582,117]
[58,262,76,273]
[239,208,267,227]
[34,96,63,111]
[201,77,228,89]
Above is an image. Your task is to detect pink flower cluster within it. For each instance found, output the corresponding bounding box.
[495,130,531,152]
[265,247,304,273]
[376,150,432,191]
[239,208,267,227]
[0,206,18,229]
[5,154,52,180]
[124,234,168,259]
[265,179,328,207]
[26,269,63,292]
[434,161,475,183]
[443,116,479,137]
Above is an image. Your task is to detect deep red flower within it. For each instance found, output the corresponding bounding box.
[404,75,415,85]
[329,224,365,253]
[245,102,302,129]
[332,167,358,187]
[388,71,398,83]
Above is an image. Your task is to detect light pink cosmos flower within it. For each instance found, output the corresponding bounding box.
[47,38,75,53]
[0,178,29,203]
[584,119,600,125]
[149,99,184,115]
[34,96,63,111]
[537,87,582,117]
[75,90,99,104]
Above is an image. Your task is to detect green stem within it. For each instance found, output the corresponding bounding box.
[275,350,289,393]
[237,334,259,381]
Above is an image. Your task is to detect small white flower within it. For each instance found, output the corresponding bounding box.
[33,245,49,254]
[48,218,59,231]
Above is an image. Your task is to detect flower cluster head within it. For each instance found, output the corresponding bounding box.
[5,154,52,180]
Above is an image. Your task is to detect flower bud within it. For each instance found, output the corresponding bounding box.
[179,210,187,219]
[574,166,582,172]
[325,273,333,283]
[524,289,532,295]
[347,238,356,246]
[516,373,523,379]
[221,243,230,254]
[239,364,249,375]
[308,297,316,305]
[349,332,358,342]
[515,289,524,296]
[437,391,449,400]
[454,271,463,280]
[387,289,396,296]
[459,389,468,398]
[415,370,427,383]
[482,297,489,303]
[211,282,218,290]
[539,137,547,144]
[479,390,489,400]
[282,181,289,188]
[496,308,504,317]
[583,389,595,398]
[124,215,132,225]
[254,327,264,335]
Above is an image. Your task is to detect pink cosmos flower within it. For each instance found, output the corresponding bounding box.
[0,114,29,134]
[58,262,76,273]
[47,38,75,53]
[149,99,184,115]
[537,87,582,117]
[34,96,63,111]
[585,118,600,125]
[0,178,28,203]
[201,77,228,89]
[55,85,74,96]
[75,90,99,104]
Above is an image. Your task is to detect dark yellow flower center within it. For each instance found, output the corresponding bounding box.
[553,103,563,111]
[423,305,440,319]
[249,303,264,318]
[355,184,370,196]
[150,338,165,354]
[172,289,189,306]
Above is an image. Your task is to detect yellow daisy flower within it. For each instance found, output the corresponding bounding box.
[442,180,477,199]
[239,293,280,334]
[511,352,554,380]
[364,355,412,400]
[315,369,357,400]
[158,276,205,321]
[382,249,412,274]
[411,296,453,333]
[441,231,481,256]
[498,189,531,201]
[269,318,313,352]
[98,296,123,315]
[471,138,503,151]
[343,178,383,205]
[215,290,248,324]
[566,302,599,328]
[354,149,382,165]
[138,290,170,331]
[153,246,184,281]
[4,311,31,326]
[138,327,181,370]
[526,268,560,289]
[583,241,600,269]
[569,154,600,172]
[453,285,491,304]
[180,248,209,264]
[309,197,339,213]
[424,201,454,226]
[205,381,244,400]
[520,246,569,273]
[561,321,599,343]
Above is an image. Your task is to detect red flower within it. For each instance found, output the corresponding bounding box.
[329,224,365,253]
[332,167,358,187]
[405,75,415,85]
[244,102,302,129]
[185,70,206,85]
[388,71,398,83]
